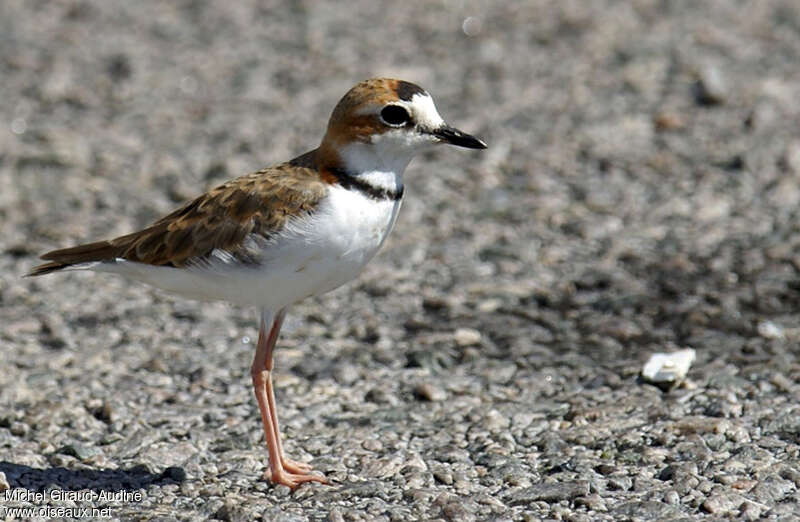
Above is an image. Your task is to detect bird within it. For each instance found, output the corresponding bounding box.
[28,78,487,489]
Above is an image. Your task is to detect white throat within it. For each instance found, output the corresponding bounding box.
[338,142,413,193]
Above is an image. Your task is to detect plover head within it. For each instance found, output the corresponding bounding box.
[319,78,487,174]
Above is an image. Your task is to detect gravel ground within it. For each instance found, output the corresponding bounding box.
[3,1,800,520]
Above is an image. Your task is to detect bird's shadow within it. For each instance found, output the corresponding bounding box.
[0,461,184,493]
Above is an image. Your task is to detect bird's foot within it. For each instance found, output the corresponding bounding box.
[267,468,329,489]
[281,458,314,475]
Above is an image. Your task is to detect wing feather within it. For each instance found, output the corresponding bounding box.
[29,153,326,276]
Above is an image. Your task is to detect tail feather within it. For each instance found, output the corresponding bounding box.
[27,240,118,277]
[27,261,73,276]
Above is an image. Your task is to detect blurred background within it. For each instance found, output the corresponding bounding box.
[2,1,800,519]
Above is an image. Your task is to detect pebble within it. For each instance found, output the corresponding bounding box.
[9,421,28,437]
[757,320,784,340]
[477,299,503,313]
[574,494,607,511]
[702,491,745,515]
[433,469,454,485]
[739,501,763,521]
[751,475,795,503]
[442,500,476,522]
[328,508,345,522]
[614,501,682,519]
[663,490,680,505]
[507,481,589,505]
[784,139,800,174]
[365,387,398,405]
[653,110,685,131]
[608,476,633,491]
[362,438,383,452]
[641,348,695,389]
[454,328,482,347]
[58,443,101,461]
[695,64,729,105]
[484,409,510,433]
[214,499,249,522]
[413,382,447,402]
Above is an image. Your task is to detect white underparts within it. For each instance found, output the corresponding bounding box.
[93,184,403,309]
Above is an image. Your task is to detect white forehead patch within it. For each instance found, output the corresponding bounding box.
[409,93,445,129]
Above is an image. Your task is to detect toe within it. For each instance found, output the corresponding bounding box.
[271,470,329,489]
[282,459,314,475]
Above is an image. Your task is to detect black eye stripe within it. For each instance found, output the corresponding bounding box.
[380,105,410,127]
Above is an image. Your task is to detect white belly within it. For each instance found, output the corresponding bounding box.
[104,185,403,309]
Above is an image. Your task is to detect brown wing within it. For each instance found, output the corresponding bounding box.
[29,153,326,276]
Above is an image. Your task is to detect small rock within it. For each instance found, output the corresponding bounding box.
[653,110,685,131]
[404,471,428,489]
[751,475,795,503]
[214,499,248,522]
[9,421,28,437]
[343,480,384,497]
[404,488,437,504]
[757,320,784,340]
[614,501,682,519]
[484,409,510,433]
[663,490,680,505]
[702,491,745,515]
[746,100,776,131]
[422,296,451,311]
[454,328,482,346]
[442,500,476,522]
[575,494,607,511]
[695,64,729,105]
[731,479,757,491]
[403,453,428,472]
[48,453,76,467]
[106,53,132,81]
[641,348,695,389]
[405,349,455,370]
[362,438,383,452]
[364,387,397,405]
[608,476,632,491]
[414,382,446,402]
[739,501,763,521]
[366,454,404,479]
[143,357,168,373]
[328,508,345,522]
[779,466,800,487]
[783,139,800,174]
[595,464,616,475]
[507,481,589,505]
[261,506,304,521]
[333,364,359,385]
[59,443,101,461]
[697,479,714,493]
[433,469,454,485]
[477,298,502,313]
[770,373,793,393]
[657,463,700,494]
[88,400,114,423]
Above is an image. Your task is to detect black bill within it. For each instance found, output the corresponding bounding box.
[432,125,487,149]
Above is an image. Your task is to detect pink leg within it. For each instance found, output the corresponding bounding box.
[251,308,328,488]
[263,310,314,474]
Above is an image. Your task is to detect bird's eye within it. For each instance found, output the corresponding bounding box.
[380,105,410,127]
